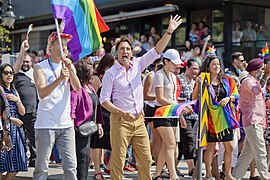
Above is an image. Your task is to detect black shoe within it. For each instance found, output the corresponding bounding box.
[249,176,261,180]
[28,160,35,167]
[152,175,164,180]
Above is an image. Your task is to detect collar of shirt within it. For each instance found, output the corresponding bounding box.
[115,60,134,71]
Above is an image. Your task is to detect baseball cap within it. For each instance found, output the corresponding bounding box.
[46,32,73,56]
[163,49,183,67]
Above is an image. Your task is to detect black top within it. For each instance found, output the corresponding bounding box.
[14,73,38,114]
[212,83,226,102]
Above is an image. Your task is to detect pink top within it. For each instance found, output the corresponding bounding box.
[100,48,159,116]
[239,74,266,128]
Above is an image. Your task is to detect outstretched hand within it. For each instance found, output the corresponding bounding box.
[167,15,182,33]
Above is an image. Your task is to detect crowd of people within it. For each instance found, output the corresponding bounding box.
[1,13,270,180]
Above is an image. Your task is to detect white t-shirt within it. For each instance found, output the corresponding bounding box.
[152,69,178,107]
[35,59,73,129]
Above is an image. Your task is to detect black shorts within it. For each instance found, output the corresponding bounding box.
[207,128,234,142]
[153,117,178,129]
[144,104,158,123]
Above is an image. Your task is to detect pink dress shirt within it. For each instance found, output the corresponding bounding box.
[100,48,159,116]
[239,74,266,128]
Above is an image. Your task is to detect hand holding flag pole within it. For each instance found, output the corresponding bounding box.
[54,19,65,68]
[26,24,33,40]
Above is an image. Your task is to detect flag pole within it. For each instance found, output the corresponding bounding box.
[197,79,203,180]
[54,18,65,67]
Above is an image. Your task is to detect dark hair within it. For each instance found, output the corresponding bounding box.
[200,55,227,80]
[0,63,15,90]
[231,52,243,61]
[115,37,133,52]
[31,50,38,56]
[185,39,194,51]
[96,54,115,76]
[75,60,93,86]
[149,58,162,71]
[186,59,199,68]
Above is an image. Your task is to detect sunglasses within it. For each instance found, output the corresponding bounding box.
[2,71,14,75]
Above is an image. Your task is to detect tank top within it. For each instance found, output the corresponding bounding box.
[35,59,73,129]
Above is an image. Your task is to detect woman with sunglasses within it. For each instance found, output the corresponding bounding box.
[143,58,163,164]
[192,55,239,180]
[0,63,27,179]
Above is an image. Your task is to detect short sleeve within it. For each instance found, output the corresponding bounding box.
[152,72,164,90]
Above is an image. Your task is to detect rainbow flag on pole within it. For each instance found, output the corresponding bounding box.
[51,0,110,61]
[262,43,269,58]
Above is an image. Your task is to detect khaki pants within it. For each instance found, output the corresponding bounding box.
[110,113,152,180]
[232,125,270,180]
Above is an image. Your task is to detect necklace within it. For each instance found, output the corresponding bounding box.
[212,83,221,101]
[163,68,176,100]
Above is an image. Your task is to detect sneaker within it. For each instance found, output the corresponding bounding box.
[123,164,136,172]
[249,176,261,180]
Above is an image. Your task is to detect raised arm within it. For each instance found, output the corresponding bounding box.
[13,39,29,73]
[155,15,182,54]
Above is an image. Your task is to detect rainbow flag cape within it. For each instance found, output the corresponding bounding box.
[154,100,197,118]
[208,76,239,138]
[261,43,269,58]
[51,0,110,61]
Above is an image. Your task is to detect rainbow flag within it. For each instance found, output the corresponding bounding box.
[262,43,269,58]
[207,76,239,138]
[154,100,197,118]
[27,24,33,34]
[51,0,110,61]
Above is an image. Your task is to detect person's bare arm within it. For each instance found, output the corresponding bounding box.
[34,64,68,99]
[155,87,173,106]
[155,15,182,54]
[63,58,81,91]
[13,40,29,73]
[143,73,156,101]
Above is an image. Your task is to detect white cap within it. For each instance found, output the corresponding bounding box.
[163,49,183,66]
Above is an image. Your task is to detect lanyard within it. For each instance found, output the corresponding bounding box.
[48,58,64,86]
[163,68,176,100]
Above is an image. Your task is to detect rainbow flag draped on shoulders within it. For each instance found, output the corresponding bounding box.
[208,76,239,138]
[51,0,110,61]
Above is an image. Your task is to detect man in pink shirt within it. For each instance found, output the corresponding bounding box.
[100,15,182,180]
[233,58,270,179]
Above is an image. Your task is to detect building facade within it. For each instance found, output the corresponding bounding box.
[10,0,270,66]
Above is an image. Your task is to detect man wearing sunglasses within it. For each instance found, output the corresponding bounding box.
[226,52,246,77]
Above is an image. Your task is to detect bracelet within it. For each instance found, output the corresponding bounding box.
[166,31,172,35]
[261,78,266,83]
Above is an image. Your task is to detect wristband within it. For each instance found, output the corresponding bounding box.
[166,31,172,35]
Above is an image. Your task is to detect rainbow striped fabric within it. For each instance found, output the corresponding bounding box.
[51,0,109,60]
[262,43,269,58]
[208,76,239,138]
[154,100,197,118]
